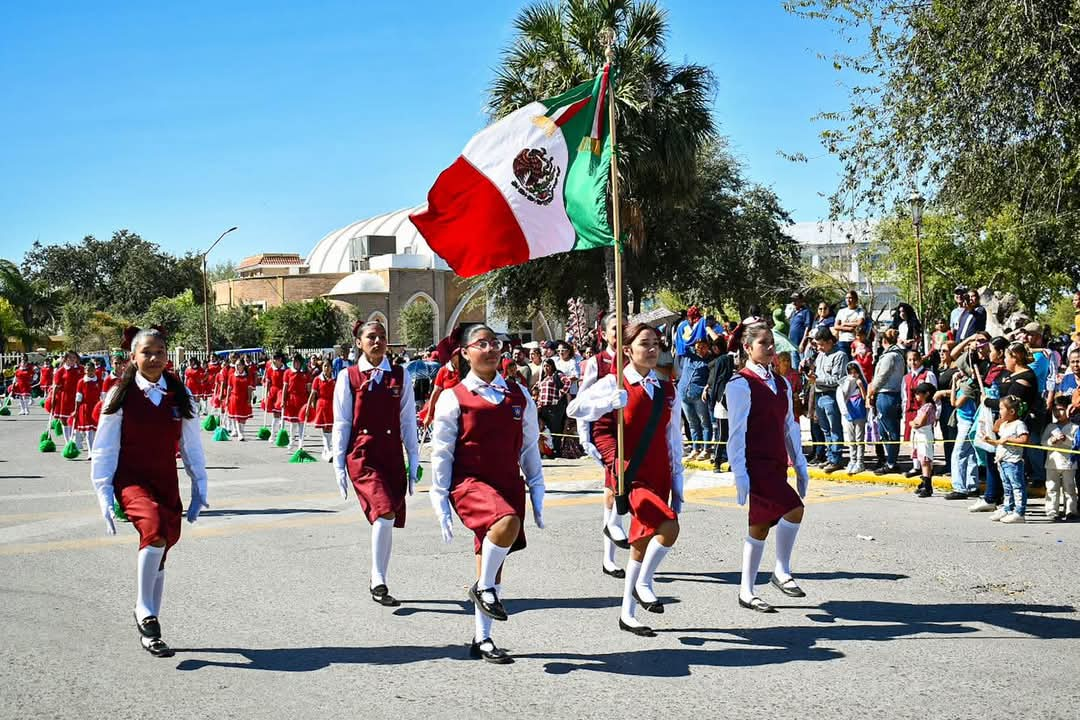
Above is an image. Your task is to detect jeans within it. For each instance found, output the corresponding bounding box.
[538,404,566,454]
[1024,446,1046,487]
[836,341,852,359]
[979,452,1003,504]
[951,419,979,493]
[939,405,956,474]
[809,418,826,461]
[875,392,902,467]
[681,383,713,453]
[999,460,1027,514]
[815,392,843,465]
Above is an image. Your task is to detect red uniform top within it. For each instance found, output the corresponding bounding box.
[184,367,206,397]
[592,375,677,543]
[95,366,105,382]
[40,365,53,389]
[593,349,616,380]
[226,371,254,420]
[263,364,286,414]
[74,376,102,430]
[282,368,311,422]
[12,367,33,396]
[309,373,336,431]
[93,372,122,425]
[449,380,528,552]
[114,388,184,554]
[53,365,82,418]
[902,367,933,439]
[739,368,802,527]
[434,364,461,390]
[344,365,407,526]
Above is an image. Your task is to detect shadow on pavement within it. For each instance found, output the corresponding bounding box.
[392,595,647,618]
[0,475,44,479]
[197,508,336,518]
[173,644,471,671]
[654,570,910,586]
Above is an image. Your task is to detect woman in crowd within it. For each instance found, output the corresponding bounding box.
[535,359,569,456]
[892,303,923,351]
[868,329,907,475]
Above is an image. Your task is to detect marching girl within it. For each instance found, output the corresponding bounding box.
[94,350,128,427]
[216,353,239,430]
[332,321,419,607]
[263,352,286,438]
[725,323,811,613]
[574,312,631,578]
[51,351,82,443]
[224,356,254,440]
[184,358,206,415]
[567,322,684,637]
[429,324,545,663]
[205,355,222,415]
[90,327,209,657]
[307,357,335,461]
[72,361,101,454]
[12,355,34,415]
[282,354,311,450]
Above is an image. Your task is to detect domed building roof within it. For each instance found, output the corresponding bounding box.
[306,204,449,273]
[326,272,388,296]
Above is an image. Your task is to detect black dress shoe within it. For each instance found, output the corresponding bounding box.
[469,638,514,664]
[738,596,776,613]
[874,465,896,476]
[370,584,401,607]
[944,491,968,500]
[134,612,161,639]
[770,575,806,598]
[602,565,626,579]
[632,588,664,614]
[904,467,921,478]
[469,583,508,621]
[603,525,631,550]
[140,635,175,658]
[619,618,656,637]
[917,486,933,498]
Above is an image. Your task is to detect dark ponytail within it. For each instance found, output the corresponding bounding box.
[102,364,194,419]
[102,363,138,415]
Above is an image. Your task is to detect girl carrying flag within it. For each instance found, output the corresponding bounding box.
[429,324,545,663]
[90,327,208,657]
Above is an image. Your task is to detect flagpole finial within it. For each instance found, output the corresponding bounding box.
[601,28,615,62]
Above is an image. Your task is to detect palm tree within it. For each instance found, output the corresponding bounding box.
[0,259,64,345]
[488,0,716,311]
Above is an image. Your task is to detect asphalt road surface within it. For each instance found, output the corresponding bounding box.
[1,407,1078,720]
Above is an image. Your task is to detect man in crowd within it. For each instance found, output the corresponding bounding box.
[949,286,967,334]
[834,290,866,359]
[788,292,812,368]
[513,346,532,388]
[956,289,987,340]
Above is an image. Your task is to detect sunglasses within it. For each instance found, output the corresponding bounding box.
[467,339,503,352]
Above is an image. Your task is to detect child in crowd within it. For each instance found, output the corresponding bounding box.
[852,328,874,383]
[909,382,938,497]
[988,395,1029,524]
[1042,396,1078,521]
[837,361,868,475]
[931,319,952,353]
[1055,347,1080,423]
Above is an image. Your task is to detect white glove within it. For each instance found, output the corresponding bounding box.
[583,441,603,463]
[408,474,416,496]
[610,389,629,410]
[735,472,749,506]
[671,490,684,514]
[529,484,545,529]
[797,471,809,499]
[438,514,454,543]
[94,483,116,536]
[186,486,208,524]
[335,468,349,500]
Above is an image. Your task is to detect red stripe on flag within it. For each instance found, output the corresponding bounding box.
[410,156,530,278]
[553,96,591,128]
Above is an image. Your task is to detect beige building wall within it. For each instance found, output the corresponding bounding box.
[213,273,346,309]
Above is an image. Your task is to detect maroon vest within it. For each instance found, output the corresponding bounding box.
[593,376,674,496]
[903,368,931,418]
[451,381,526,491]
[595,350,615,380]
[113,386,183,500]
[739,368,789,480]
[345,364,406,486]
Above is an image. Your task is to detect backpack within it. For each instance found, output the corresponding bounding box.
[845,385,867,422]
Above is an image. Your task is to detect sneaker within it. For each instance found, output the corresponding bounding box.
[988,508,1008,521]
[821,462,844,474]
[874,465,897,476]
[1000,512,1025,524]
[850,463,865,474]
[943,491,969,500]
[968,499,996,512]
[844,462,855,475]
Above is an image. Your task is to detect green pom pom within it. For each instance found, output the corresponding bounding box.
[39,431,50,442]
[39,399,45,407]
[0,407,10,416]
[408,463,424,483]
[39,438,56,453]
[257,426,271,440]
[274,428,290,447]
[212,427,231,441]
[51,419,63,435]
[61,440,80,459]
[201,414,218,431]
[113,499,129,522]
[288,448,318,463]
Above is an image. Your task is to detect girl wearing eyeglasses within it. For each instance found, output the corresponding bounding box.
[331,320,419,608]
[429,324,545,664]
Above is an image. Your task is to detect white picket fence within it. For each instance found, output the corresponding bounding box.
[0,347,338,372]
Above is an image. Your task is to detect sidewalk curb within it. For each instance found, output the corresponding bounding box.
[682,460,1047,498]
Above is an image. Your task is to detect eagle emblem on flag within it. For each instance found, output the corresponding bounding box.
[511,148,560,206]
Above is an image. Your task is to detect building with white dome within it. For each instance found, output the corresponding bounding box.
[213,206,554,347]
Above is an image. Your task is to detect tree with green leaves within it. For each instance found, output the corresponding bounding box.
[0,298,26,353]
[399,300,435,350]
[258,298,347,350]
[0,258,65,343]
[785,0,1080,285]
[483,0,716,315]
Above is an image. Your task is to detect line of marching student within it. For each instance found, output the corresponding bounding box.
[58,317,812,663]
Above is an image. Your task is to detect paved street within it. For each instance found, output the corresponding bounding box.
[2,407,1078,720]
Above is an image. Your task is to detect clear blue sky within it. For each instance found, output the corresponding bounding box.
[0,0,851,266]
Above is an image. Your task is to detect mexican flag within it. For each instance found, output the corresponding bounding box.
[410,66,615,278]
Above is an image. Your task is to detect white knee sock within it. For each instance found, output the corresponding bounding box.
[621,559,644,626]
[236,422,245,439]
[62,424,72,442]
[322,433,332,453]
[635,537,671,603]
[605,502,627,540]
[474,604,494,642]
[602,505,619,571]
[271,416,280,435]
[135,546,165,620]
[774,518,801,580]
[370,517,393,588]
[86,430,95,452]
[740,536,766,602]
[297,423,306,444]
[151,570,165,617]
[479,537,511,591]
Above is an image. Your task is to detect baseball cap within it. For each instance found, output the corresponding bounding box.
[1022,321,1042,335]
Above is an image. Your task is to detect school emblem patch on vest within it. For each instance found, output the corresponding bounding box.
[512,405,523,420]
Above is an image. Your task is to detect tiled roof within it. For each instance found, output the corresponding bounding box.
[237,253,305,269]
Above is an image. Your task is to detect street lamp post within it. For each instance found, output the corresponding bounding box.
[908,191,926,349]
[202,226,238,356]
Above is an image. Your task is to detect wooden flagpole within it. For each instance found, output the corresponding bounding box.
[604,32,628,510]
